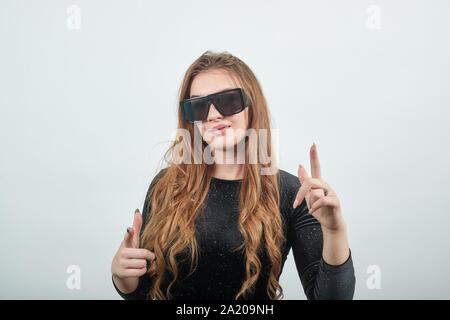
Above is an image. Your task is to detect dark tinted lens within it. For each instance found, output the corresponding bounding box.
[213,90,244,115]
[182,98,209,122]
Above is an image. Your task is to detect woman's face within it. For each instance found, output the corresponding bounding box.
[190,69,249,150]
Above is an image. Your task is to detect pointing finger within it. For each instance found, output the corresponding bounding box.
[132,209,143,248]
[310,142,322,179]
[132,209,143,234]
[123,226,134,248]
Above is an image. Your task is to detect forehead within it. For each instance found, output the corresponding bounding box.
[190,69,240,97]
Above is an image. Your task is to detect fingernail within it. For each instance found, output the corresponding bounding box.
[135,208,139,214]
[126,227,130,233]
[293,200,299,208]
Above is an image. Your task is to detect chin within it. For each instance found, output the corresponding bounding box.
[208,139,236,150]
[210,135,247,151]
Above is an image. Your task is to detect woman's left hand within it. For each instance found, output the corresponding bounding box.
[292,142,346,233]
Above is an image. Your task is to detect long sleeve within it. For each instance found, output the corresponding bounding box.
[288,198,355,299]
[113,168,168,300]
[280,170,356,300]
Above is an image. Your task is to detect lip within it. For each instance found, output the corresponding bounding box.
[209,124,231,136]
[212,123,231,131]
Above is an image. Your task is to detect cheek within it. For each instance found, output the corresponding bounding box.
[231,111,248,131]
[196,123,212,142]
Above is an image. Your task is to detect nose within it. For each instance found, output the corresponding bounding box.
[206,103,223,121]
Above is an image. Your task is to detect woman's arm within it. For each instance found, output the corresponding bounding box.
[112,272,152,300]
[287,143,355,299]
[112,167,168,300]
[287,197,355,300]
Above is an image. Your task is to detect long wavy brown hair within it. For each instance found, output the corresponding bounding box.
[140,50,284,300]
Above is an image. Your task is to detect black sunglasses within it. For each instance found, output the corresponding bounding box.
[180,88,250,123]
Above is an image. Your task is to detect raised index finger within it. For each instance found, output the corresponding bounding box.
[310,142,322,179]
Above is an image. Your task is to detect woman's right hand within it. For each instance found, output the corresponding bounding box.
[111,209,156,279]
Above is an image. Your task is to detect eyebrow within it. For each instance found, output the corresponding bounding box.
[190,88,235,99]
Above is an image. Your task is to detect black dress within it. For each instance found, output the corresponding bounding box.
[113,168,355,300]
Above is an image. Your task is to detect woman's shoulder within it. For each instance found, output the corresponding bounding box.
[142,167,169,220]
[276,168,302,218]
[144,167,169,200]
[276,168,301,193]
[154,167,169,182]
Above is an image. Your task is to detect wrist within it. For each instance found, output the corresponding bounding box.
[322,221,347,236]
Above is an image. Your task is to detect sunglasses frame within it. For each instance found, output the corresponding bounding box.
[180,88,250,123]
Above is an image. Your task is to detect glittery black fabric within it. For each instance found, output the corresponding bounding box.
[112,168,355,300]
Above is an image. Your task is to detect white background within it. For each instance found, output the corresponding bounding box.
[1,0,449,299]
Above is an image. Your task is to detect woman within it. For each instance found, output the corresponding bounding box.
[111,50,355,300]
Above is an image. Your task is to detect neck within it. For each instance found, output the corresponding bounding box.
[210,148,244,180]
